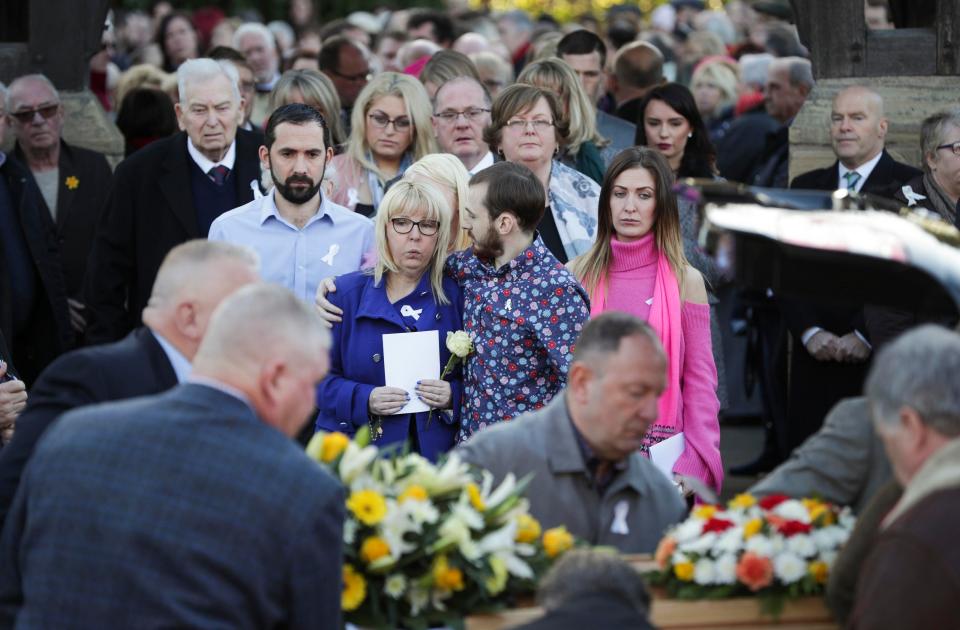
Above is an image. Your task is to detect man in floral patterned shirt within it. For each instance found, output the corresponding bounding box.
[449,161,590,440]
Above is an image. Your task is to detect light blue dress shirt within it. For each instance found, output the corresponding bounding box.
[208,190,374,303]
[151,330,192,384]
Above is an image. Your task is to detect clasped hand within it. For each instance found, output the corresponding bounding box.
[368,380,451,416]
[805,330,870,363]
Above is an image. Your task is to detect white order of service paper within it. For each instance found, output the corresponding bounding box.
[649,431,685,482]
[381,330,440,415]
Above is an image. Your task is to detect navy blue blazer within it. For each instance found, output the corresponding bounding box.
[0,383,344,629]
[0,326,178,526]
[316,270,463,462]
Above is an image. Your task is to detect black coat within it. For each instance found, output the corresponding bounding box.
[716,106,781,184]
[84,130,262,343]
[781,150,922,450]
[0,326,178,527]
[513,593,654,630]
[791,150,922,199]
[0,155,73,385]
[14,141,112,300]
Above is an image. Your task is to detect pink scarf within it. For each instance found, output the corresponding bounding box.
[589,250,682,431]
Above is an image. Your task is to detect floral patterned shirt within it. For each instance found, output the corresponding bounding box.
[446,236,591,441]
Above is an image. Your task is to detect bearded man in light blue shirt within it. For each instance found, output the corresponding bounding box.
[210,104,373,302]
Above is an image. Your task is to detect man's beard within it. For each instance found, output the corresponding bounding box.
[272,164,324,205]
[471,226,504,261]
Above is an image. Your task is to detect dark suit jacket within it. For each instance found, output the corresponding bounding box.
[780,151,923,449]
[0,383,344,629]
[0,326,178,526]
[15,140,113,299]
[514,593,654,630]
[790,149,922,200]
[85,130,262,343]
[0,155,73,385]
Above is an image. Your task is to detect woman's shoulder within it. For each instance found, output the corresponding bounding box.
[680,265,708,305]
[333,271,375,301]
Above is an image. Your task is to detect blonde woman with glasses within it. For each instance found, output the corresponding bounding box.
[326,72,437,217]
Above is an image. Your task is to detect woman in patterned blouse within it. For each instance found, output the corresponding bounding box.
[483,84,601,265]
[570,147,724,495]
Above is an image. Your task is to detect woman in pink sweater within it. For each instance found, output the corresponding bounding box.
[570,147,723,495]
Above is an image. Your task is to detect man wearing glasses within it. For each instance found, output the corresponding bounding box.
[319,36,371,135]
[6,74,113,343]
[431,77,495,174]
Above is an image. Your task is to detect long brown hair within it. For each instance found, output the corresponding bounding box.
[572,147,687,294]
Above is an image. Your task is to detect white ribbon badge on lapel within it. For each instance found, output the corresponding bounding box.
[901,185,926,207]
[400,305,422,321]
[611,499,630,535]
[321,244,340,266]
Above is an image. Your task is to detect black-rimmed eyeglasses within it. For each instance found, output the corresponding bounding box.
[935,141,960,157]
[391,217,440,236]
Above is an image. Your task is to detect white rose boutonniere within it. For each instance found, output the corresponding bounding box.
[427,331,474,427]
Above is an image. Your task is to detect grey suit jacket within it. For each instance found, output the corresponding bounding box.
[597,110,637,156]
[750,397,891,513]
[458,394,687,553]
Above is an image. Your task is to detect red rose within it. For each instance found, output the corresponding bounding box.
[702,517,735,534]
[758,494,790,510]
[777,520,812,537]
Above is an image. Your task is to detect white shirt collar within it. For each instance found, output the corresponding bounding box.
[259,188,334,228]
[187,137,237,175]
[838,150,883,192]
[151,329,192,384]
[469,151,495,175]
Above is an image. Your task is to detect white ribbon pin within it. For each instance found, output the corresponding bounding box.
[610,500,630,535]
[504,298,512,311]
[400,305,422,321]
[321,244,340,266]
[901,185,926,207]
[250,179,263,199]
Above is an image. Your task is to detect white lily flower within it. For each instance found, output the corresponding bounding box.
[338,442,379,484]
[408,587,429,616]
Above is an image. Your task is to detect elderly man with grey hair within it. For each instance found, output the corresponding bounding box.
[751,56,814,187]
[85,58,263,344]
[0,283,343,628]
[0,239,260,527]
[233,22,281,127]
[845,325,960,628]
[6,73,113,339]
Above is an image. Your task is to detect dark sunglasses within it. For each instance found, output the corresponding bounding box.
[10,104,59,124]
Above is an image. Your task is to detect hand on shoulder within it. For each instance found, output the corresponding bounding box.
[681,265,709,305]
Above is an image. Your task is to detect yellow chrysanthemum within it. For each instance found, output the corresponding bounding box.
[360,536,391,564]
[743,517,764,539]
[809,503,835,525]
[398,484,428,503]
[542,526,574,558]
[346,489,388,526]
[342,564,366,611]
[466,482,486,511]
[692,504,718,520]
[674,561,695,581]
[809,560,829,584]
[729,493,757,510]
[320,432,350,463]
[433,555,465,592]
[515,513,542,544]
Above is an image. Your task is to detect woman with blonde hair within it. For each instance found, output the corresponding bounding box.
[316,180,462,461]
[518,58,611,183]
[327,72,437,216]
[403,153,473,251]
[268,69,347,148]
[570,146,722,495]
[690,57,739,146]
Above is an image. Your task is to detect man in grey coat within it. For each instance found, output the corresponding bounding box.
[458,312,687,553]
[749,397,892,514]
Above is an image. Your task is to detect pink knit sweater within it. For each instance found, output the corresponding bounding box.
[604,234,724,493]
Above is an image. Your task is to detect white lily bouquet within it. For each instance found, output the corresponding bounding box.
[306,430,576,629]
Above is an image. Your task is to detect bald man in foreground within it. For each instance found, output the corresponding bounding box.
[0,283,343,628]
[0,240,260,526]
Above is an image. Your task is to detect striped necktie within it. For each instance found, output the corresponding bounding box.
[843,171,861,191]
[208,165,230,186]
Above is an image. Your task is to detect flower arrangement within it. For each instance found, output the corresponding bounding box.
[648,493,855,615]
[306,430,574,629]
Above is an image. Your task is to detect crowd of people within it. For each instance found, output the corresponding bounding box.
[1,0,959,626]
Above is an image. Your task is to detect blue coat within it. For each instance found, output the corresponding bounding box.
[316,270,463,461]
